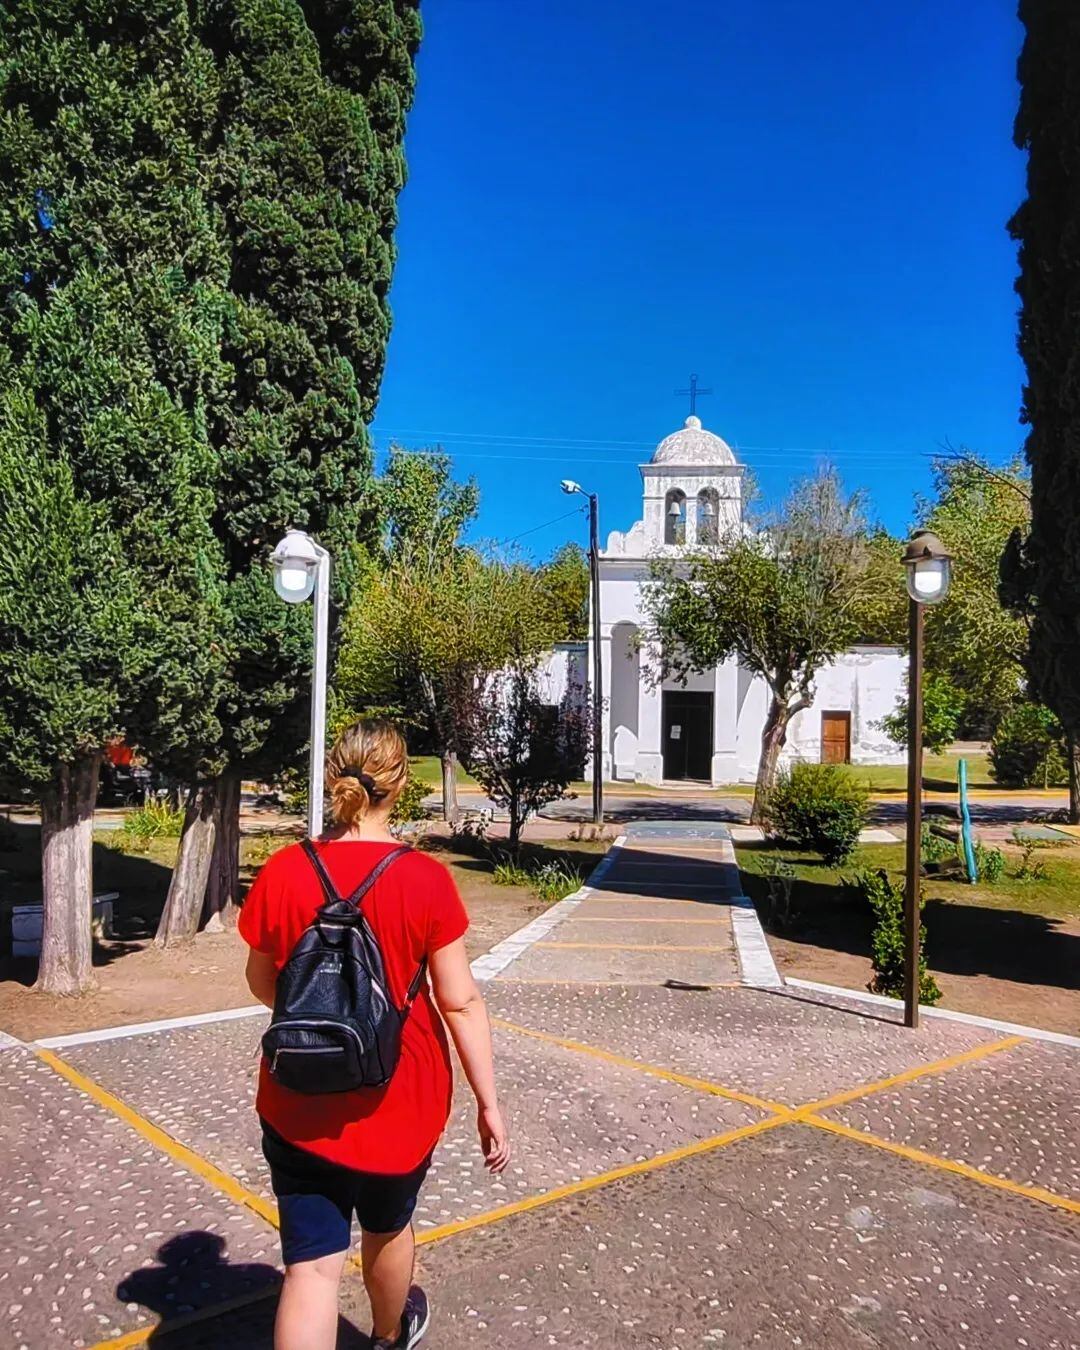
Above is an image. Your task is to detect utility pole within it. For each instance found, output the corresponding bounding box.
[588,491,603,826]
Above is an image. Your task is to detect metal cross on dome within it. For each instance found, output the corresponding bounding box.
[675,373,712,417]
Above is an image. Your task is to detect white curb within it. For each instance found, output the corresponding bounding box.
[35,1003,267,1049]
[713,834,783,989]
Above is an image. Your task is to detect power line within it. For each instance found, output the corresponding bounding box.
[370,425,943,462]
[371,441,933,468]
[499,505,585,545]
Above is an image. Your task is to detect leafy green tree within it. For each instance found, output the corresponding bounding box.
[538,543,590,642]
[878,672,967,755]
[989,701,1068,789]
[919,456,1029,732]
[642,468,873,823]
[855,529,907,646]
[0,2,227,990]
[157,0,422,939]
[1004,2,1080,819]
[337,551,565,823]
[376,446,480,566]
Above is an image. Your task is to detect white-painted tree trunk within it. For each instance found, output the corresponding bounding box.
[35,753,102,996]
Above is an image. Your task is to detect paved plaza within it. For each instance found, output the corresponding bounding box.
[1,826,1078,1348]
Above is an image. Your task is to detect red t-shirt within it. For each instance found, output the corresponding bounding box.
[238,840,469,1174]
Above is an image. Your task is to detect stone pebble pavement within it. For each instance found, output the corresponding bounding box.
[1,823,1078,1348]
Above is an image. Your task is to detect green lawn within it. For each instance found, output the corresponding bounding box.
[736,838,1080,921]
[848,752,996,793]
[408,756,477,790]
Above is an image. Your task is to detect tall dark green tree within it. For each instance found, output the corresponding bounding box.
[0,0,228,990]
[158,0,422,938]
[1004,1,1080,818]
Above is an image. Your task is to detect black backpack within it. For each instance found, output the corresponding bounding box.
[261,839,426,1094]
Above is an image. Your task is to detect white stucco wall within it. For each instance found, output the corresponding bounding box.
[535,643,588,706]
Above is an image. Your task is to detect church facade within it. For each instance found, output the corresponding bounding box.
[567,415,905,786]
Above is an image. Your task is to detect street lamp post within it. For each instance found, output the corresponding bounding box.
[900,529,953,1029]
[561,480,604,826]
[271,530,331,840]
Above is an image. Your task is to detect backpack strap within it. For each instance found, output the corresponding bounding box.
[343,845,412,910]
[302,840,423,1010]
[403,957,428,1013]
[299,840,411,911]
[300,837,341,905]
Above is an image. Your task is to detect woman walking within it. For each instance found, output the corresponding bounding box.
[241,719,509,1349]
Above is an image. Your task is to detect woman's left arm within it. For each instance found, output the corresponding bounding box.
[245,949,278,1009]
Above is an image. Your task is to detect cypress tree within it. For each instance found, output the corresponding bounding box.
[1007,1,1080,813]
[161,0,423,936]
[0,0,228,990]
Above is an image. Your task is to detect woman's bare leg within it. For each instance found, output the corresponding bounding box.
[274,1249,347,1350]
[362,1224,415,1341]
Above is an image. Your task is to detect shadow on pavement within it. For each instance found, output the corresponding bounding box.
[116,1233,280,1343]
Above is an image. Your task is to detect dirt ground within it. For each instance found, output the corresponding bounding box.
[765,930,1080,1033]
[0,831,580,1041]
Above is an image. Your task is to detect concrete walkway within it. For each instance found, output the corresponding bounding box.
[493,823,743,987]
[2,829,1078,1348]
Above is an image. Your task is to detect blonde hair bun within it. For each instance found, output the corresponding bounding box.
[326,720,409,827]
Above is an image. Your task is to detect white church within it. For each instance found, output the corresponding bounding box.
[545,415,906,785]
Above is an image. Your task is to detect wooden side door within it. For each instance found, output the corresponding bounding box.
[821,711,851,764]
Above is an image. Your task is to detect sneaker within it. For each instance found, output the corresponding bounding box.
[371,1285,430,1349]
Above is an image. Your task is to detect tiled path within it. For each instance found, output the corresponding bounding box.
[2,831,1079,1348]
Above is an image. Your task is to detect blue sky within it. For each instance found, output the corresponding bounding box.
[371,0,1026,559]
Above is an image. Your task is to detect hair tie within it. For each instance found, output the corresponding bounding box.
[339,765,386,800]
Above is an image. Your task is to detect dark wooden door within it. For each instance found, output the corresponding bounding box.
[662,691,714,781]
[821,711,851,764]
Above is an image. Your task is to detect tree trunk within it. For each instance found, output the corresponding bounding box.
[203,771,241,931]
[441,750,460,826]
[155,782,217,947]
[35,752,102,996]
[750,696,792,825]
[1069,737,1080,825]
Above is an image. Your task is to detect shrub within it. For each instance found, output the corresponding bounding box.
[920,821,958,864]
[990,702,1069,788]
[120,799,184,842]
[1011,836,1048,884]
[531,860,584,904]
[758,854,797,929]
[973,840,1005,883]
[391,773,430,828]
[491,853,531,888]
[766,763,869,866]
[852,868,941,1004]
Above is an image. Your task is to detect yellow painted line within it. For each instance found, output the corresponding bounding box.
[413,1114,788,1246]
[535,941,729,952]
[35,1048,281,1229]
[801,1035,1025,1115]
[801,1115,1080,1215]
[492,1017,786,1114]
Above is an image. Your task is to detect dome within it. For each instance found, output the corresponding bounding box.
[651,416,738,467]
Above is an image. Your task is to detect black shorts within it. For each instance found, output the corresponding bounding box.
[261,1120,431,1265]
